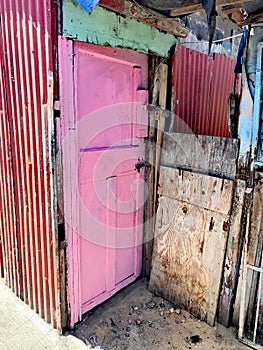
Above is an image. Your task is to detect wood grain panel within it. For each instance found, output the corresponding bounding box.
[161,133,239,179]
[158,167,234,215]
[150,168,234,325]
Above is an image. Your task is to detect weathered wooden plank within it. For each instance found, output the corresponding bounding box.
[154,64,168,213]
[143,56,161,278]
[169,0,254,17]
[100,0,188,37]
[232,189,253,327]
[161,133,239,178]
[237,188,254,337]
[170,3,203,16]
[149,169,233,325]
[244,173,263,330]
[247,174,263,266]
[158,167,234,215]
[217,180,246,327]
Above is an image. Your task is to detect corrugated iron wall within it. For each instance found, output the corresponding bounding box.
[0,0,61,328]
[173,44,236,137]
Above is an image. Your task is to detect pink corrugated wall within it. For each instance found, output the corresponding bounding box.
[0,0,61,328]
[173,44,236,137]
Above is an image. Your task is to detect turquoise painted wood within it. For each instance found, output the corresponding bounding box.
[59,38,148,325]
[63,0,177,56]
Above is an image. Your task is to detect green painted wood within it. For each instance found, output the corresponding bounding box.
[63,0,177,56]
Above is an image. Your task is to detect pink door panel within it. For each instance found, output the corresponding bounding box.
[59,39,148,325]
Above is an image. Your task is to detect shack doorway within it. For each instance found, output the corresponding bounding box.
[59,38,148,326]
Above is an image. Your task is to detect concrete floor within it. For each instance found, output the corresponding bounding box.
[0,277,250,350]
[75,279,249,350]
[0,279,89,350]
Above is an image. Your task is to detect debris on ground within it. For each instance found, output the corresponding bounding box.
[190,335,202,343]
[75,279,249,350]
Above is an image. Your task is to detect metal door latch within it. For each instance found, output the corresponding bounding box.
[135,160,147,173]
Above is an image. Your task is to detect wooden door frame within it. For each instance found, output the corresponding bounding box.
[59,36,149,326]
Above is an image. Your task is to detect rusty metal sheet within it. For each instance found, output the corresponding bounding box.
[0,0,61,329]
[172,44,236,137]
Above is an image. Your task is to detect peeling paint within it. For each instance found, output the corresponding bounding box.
[63,0,177,56]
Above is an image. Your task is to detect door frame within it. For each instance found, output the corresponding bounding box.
[58,36,149,326]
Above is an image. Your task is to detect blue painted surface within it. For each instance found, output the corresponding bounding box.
[76,0,99,13]
[238,71,253,165]
[235,28,247,74]
[253,42,263,162]
[238,38,263,167]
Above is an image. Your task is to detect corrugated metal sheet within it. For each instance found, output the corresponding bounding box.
[0,0,61,328]
[173,44,236,137]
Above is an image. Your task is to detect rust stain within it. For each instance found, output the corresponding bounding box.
[172,44,236,136]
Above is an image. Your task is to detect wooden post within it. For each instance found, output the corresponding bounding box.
[143,59,169,278]
[143,57,159,278]
[153,63,168,212]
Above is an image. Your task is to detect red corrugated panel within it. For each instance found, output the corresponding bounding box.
[0,0,61,328]
[173,44,236,137]
[0,55,19,287]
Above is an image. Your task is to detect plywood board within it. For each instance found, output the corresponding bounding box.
[150,167,234,326]
[161,133,239,178]
[158,167,234,215]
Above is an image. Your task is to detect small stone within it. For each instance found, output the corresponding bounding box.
[159,301,165,308]
[175,308,181,315]
[133,306,139,311]
[146,300,156,309]
[169,307,175,314]
[181,319,185,323]
[128,319,132,324]
[160,311,164,316]
[136,319,142,325]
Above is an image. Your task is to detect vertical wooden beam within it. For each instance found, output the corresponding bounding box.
[143,59,170,279]
[154,64,168,212]
[238,188,253,339]
[143,56,160,278]
[217,180,246,327]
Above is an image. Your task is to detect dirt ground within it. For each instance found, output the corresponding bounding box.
[74,279,249,350]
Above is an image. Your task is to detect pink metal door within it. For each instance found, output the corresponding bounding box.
[59,38,148,325]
